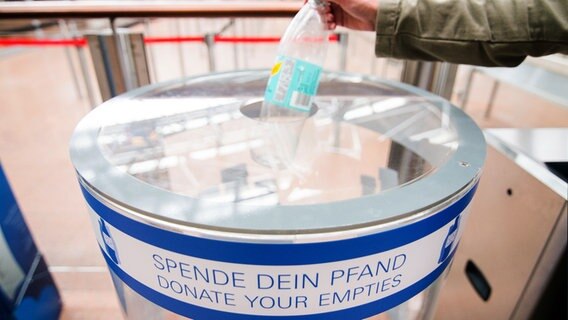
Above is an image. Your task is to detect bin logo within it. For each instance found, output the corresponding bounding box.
[438,216,460,264]
[99,218,120,265]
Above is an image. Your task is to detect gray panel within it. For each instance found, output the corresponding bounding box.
[436,147,566,320]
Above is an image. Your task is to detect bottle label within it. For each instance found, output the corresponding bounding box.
[81,183,478,319]
[264,56,322,112]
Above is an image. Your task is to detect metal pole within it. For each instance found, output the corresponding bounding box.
[116,32,137,91]
[241,19,249,69]
[485,80,500,119]
[110,18,142,91]
[86,31,150,101]
[401,61,457,100]
[395,60,458,184]
[110,17,117,34]
[460,67,477,111]
[58,19,83,99]
[401,61,431,89]
[432,62,458,100]
[338,32,348,72]
[68,20,98,107]
[204,33,216,72]
[175,19,187,78]
[230,18,240,70]
[0,1,303,19]
[128,33,151,87]
[143,19,158,83]
[76,45,98,107]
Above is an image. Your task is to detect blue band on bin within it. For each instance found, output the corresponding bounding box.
[81,183,476,265]
[100,245,457,320]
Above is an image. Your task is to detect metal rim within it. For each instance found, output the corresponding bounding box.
[80,176,479,243]
[70,70,486,234]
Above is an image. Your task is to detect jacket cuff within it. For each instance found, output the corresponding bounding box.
[375,0,402,57]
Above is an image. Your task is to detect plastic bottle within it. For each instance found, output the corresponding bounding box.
[262,0,329,119]
[254,0,329,169]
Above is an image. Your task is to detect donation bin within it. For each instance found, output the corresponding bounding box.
[70,71,485,320]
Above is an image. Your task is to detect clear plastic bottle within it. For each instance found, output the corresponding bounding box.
[262,0,329,120]
[254,0,329,169]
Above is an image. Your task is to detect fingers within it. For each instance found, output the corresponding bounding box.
[329,3,343,28]
[313,0,338,30]
[324,10,337,30]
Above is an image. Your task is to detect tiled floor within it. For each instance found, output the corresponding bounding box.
[0,19,567,320]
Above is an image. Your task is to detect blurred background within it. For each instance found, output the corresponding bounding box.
[0,1,566,319]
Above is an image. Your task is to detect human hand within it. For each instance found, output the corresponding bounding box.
[322,0,378,31]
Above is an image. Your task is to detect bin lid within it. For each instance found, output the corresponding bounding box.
[70,70,485,234]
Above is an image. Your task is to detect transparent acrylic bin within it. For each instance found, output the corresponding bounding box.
[70,71,485,320]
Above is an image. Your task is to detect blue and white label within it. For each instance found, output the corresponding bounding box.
[83,185,476,319]
[99,218,120,265]
[438,216,460,263]
[264,56,322,112]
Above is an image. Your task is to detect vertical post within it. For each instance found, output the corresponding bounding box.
[86,32,151,101]
[116,32,137,90]
[204,33,216,72]
[241,20,249,69]
[402,61,430,89]
[393,60,458,183]
[76,44,98,108]
[231,18,240,70]
[338,32,348,72]
[143,19,158,83]
[128,33,151,87]
[459,67,477,111]
[86,34,123,100]
[431,62,458,100]
[175,19,187,78]
[68,20,98,107]
[58,20,83,99]
[401,61,458,100]
[485,80,500,119]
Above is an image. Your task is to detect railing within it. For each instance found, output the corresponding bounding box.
[0,1,318,106]
[0,1,302,19]
[0,1,459,111]
[0,35,341,47]
[0,1,429,110]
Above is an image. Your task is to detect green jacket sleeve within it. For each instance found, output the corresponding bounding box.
[375,0,568,67]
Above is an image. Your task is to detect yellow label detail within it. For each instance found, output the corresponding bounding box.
[270,62,282,76]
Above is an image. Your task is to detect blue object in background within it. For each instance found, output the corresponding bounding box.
[0,163,62,319]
